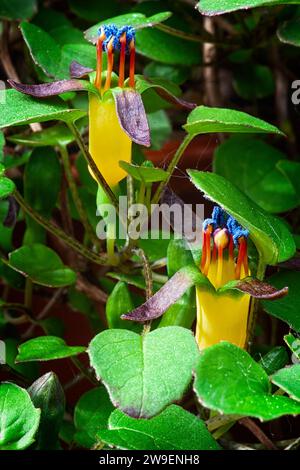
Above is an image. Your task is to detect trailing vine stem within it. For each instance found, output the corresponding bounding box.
[14,189,107,266]
[246,255,267,349]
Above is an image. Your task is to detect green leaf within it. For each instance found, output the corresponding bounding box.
[0,176,15,199]
[69,0,124,22]
[0,0,37,20]
[214,136,298,213]
[262,271,300,332]
[197,0,300,16]
[88,326,199,418]
[106,282,142,333]
[148,110,172,150]
[28,372,65,449]
[188,170,296,265]
[8,244,77,287]
[16,336,86,362]
[24,147,61,243]
[99,405,220,450]
[278,18,300,46]
[184,106,283,136]
[85,12,172,43]
[119,161,168,183]
[259,346,289,375]
[9,124,75,148]
[272,365,300,401]
[159,239,196,328]
[194,342,300,421]
[0,383,40,450]
[284,333,300,360]
[74,387,114,448]
[277,160,300,203]
[233,64,275,100]
[144,62,189,85]
[0,89,86,129]
[138,230,171,263]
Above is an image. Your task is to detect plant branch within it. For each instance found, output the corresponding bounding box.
[238,417,277,450]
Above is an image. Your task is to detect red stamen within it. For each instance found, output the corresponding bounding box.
[104,37,114,91]
[212,244,217,262]
[201,230,207,272]
[118,32,127,87]
[203,228,212,276]
[236,237,247,279]
[129,39,136,88]
[95,32,105,90]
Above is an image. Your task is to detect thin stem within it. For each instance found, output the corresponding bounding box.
[67,122,119,212]
[14,189,107,266]
[246,255,266,348]
[152,134,193,204]
[59,145,99,248]
[134,248,153,335]
[70,356,98,386]
[238,417,277,450]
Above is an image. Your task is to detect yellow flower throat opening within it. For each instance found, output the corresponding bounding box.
[196,208,251,350]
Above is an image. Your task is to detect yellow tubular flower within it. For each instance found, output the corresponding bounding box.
[196,207,251,350]
[89,95,132,188]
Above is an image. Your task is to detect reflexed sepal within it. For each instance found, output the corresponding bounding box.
[122,265,212,323]
[8,79,98,97]
[219,277,289,300]
[69,61,94,79]
[113,89,151,147]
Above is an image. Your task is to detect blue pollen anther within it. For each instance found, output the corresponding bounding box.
[211,206,226,227]
[227,216,249,245]
[98,24,136,53]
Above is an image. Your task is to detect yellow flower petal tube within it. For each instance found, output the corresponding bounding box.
[196,209,251,350]
[89,94,132,188]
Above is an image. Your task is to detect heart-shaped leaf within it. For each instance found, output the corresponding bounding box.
[262,271,300,332]
[16,336,86,362]
[74,387,114,448]
[99,405,220,450]
[0,89,86,129]
[88,326,199,418]
[194,341,300,421]
[214,136,298,214]
[0,383,40,450]
[8,244,76,287]
[184,106,283,136]
[188,170,296,265]
[197,0,299,16]
[271,365,300,401]
[85,12,172,44]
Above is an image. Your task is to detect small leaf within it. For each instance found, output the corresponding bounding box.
[0,176,15,199]
[8,244,77,287]
[197,0,298,16]
[0,0,37,20]
[88,326,199,418]
[184,106,283,136]
[106,282,142,333]
[122,266,211,323]
[0,89,86,129]
[188,170,296,265]
[28,372,65,449]
[0,383,40,450]
[99,405,220,450]
[8,78,93,98]
[9,124,75,148]
[194,342,300,421]
[259,347,289,376]
[272,365,300,401]
[16,336,86,362]
[119,161,167,183]
[74,387,114,448]
[70,61,94,78]
[113,89,151,147]
[85,12,172,44]
[220,278,289,300]
[278,18,300,47]
[284,334,300,360]
[262,271,300,332]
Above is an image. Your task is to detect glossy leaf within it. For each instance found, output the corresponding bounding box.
[8,244,77,287]
[0,0,37,20]
[16,336,86,362]
[99,405,220,450]
[277,160,300,203]
[259,346,289,375]
[262,271,300,332]
[106,282,142,333]
[284,333,300,360]
[194,342,300,421]
[0,383,40,450]
[88,326,199,418]
[74,387,114,448]
[272,365,300,401]
[119,161,167,183]
[197,0,300,16]
[184,106,283,136]
[85,12,172,44]
[0,89,85,129]
[188,170,296,265]
[28,372,65,449]
[214,136,298,213]
[278,18,300,47]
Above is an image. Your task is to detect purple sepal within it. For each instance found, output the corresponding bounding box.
[8,79,85,98]
[70,61,94,79]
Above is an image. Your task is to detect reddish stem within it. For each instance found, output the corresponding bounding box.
[129,39,136,88]
[118,33,127,87]
[104,38,114,91]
